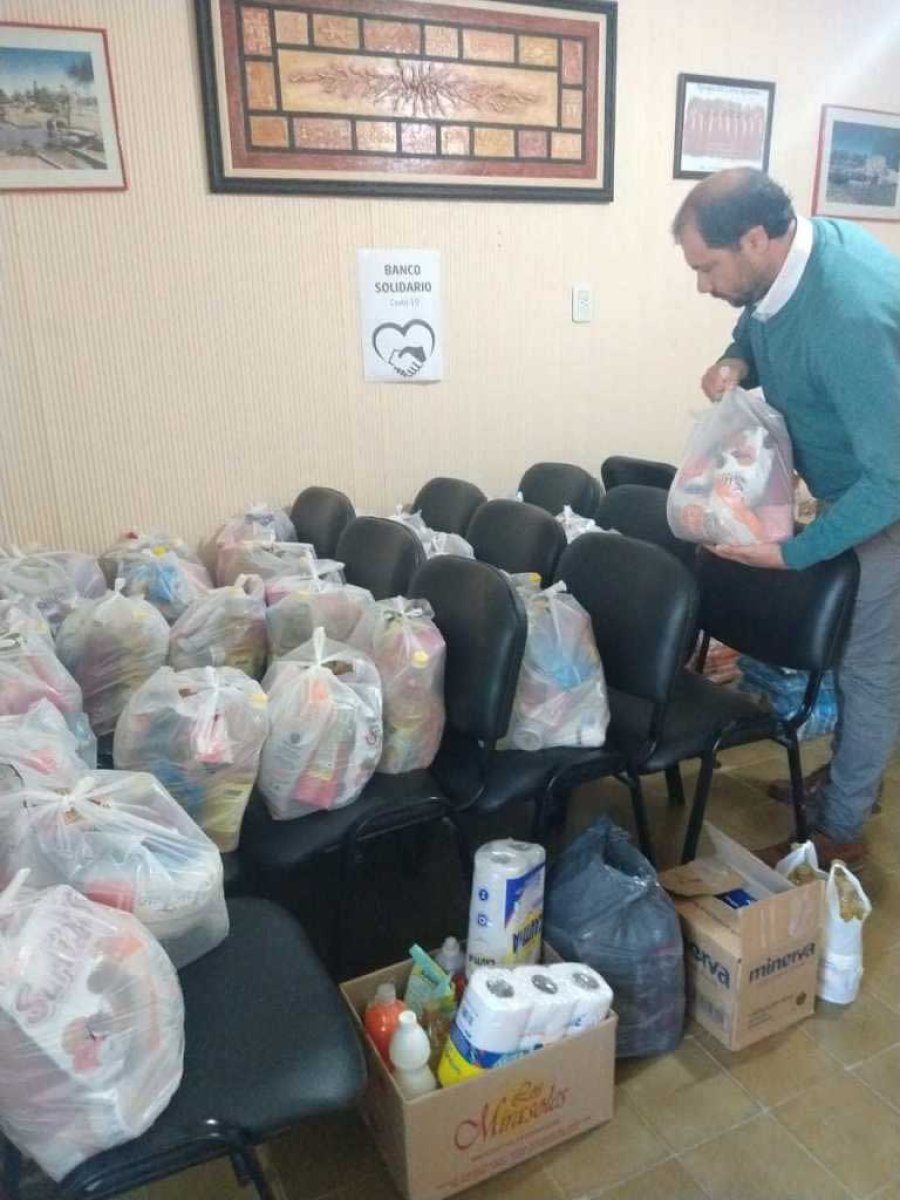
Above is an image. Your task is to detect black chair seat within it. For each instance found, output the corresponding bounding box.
[608,675,769,772]
[239,772,445,872]
[221,850,243,894]
[61,898,366,1197]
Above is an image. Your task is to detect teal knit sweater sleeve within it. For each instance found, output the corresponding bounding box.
[722,308,760,390]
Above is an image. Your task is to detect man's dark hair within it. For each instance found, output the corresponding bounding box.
[672,169,795,247]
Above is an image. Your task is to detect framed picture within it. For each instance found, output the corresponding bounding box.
[813,104,900,222]
[673,73,774,180]
[195,0,616,201]
[0,22,126,192]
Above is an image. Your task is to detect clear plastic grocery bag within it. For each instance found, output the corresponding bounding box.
[556,505,600,543]
[0,632,95,763]
[259,628,382,818]
[0,771,228,967]
[349,597,446,773]
[0,871,184,1181]
[211,503,297,550]
[216,540,328,587]
[115,666,269,852]
[389,508,475,558]
[667,388,794,546]
[113,547,213,624]
[545,817,685,1057]
[0,550,80,632]
[0,701,89,794]
[55,588,170,735]
[169,574,268,679]
[266,577,373,660]
[498,582,609,752]
[0,596,54,645]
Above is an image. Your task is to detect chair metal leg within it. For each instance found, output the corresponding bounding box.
[628,774,655,866]
[665,765,686,807]
[681,750,717,863]
[236,1145,277,1200]
[786,733,810,844]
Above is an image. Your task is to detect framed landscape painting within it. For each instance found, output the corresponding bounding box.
[813,104,900,222]
[0,22,125,192]
[195,0,617,201]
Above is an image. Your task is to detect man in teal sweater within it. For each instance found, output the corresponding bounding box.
[673,168,900,866]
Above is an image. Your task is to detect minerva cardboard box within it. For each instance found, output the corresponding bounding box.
[340,949,617,1200]
[659,825,824,1052]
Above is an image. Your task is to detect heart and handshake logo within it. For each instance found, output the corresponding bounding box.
[372,320,436,379]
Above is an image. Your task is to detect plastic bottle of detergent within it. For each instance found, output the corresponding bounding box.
[389,1011,437,1099]
[435,935,467,1000]
[364,982,407,1065]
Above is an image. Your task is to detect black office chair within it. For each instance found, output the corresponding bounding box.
[412,556,656,859]
[601,456,677,492]
[2,898,366,1200]
[518,462,603,518]
[412,477,486,535]
[289,487,355,558]
[335,516,426,600]
[466,499,566,587]
[593,484,697,574]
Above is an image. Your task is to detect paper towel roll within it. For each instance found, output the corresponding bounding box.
[454,968,531,1056]
[548,962,613,1034]
[517,969,575,1052]
[466,839,546,973]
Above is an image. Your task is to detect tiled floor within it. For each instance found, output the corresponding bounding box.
[27,739,900,1199]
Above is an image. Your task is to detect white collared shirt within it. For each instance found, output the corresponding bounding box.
[752,215,814,322]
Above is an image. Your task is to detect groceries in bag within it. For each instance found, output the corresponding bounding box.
[0,596,54,645]
[349,597,446,773]
[266,576,373,660]
[737,657,838,741]
[111,546,213,624]
[498,582,609,752]
[545,817,684,1057]
[0,550,80,632]
[100,530,207,586]
[55,588,170,736]
[210,503,298,551]
[169,574,268,679]
[114,666,269,852]
[0,873,184,1181]
[216,540,329,588]
[0,771,229,967]
[258,628,382,818]
[466,840,546,974]
[0,632,95,763]
[667,388,794,546]
[0,701,89,794]
[389,508,475,559]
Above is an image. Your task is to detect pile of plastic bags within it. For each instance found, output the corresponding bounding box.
[0,548,105,631]
[266,575,373,660]
[100,532,213,623]
[169,574,268,679]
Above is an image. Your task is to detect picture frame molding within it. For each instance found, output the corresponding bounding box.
[673,70,775,182]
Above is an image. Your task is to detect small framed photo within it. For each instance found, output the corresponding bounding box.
[673,73,775,180]
[0,22,126,193]
[813,104,900,222]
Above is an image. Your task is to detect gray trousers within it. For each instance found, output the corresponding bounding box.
[818,521,900,841]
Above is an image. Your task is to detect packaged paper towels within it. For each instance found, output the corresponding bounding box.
[466,839,546,974]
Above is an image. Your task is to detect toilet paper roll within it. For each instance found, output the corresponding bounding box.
[517,969,575,1052]
[454,968,531,1056]
[548,962,613,1034]
[466,839,546,974]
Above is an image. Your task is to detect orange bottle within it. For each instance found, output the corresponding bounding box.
[364,982,407,1065]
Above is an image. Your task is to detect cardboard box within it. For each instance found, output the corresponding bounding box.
[659,826,824,1052]
[340,951,617,1200]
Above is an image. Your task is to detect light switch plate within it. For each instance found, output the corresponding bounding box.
[572,284,593,323]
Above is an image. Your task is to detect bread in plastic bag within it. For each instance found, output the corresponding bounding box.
[55,589,170,736]
[0,701,89,795]
[498,582,609,751]
[545,817,685,1057]
[0,871,184,1181]
[0,632,95,764]
[216,540,331,588]
[0,771,228,967]
[0,596,54,646]
[259,628,382,818]
[349,597,446,773]
[266,577,373,660]
[169,574,267,679]
[114,666,269,852]
[667,388,794,546]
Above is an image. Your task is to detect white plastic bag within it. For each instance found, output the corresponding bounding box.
[498,582,609,751]
[211,503,297,550]
[0,771,228,967]
[0,872,184,1181]
[169,574,268,679]
[389,508,475,558]
[349,597,446,773]
[259,628,382,818]
[55,589,170,735]
[0,632,95,764]
[114,667,269,852]
[266,577,373,660]
[112,547,213,624]
[557,505,599,543]
[216,540,329,587]
[0,596,54,645]
[0,701,89,794]
[667,388,794,545]
[0,550,79,631]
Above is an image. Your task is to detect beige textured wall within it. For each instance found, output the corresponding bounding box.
[3,0,899,552]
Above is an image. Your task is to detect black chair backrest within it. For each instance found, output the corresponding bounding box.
[467,499,567,586]
[696,548,860,672]
[518,462,602,518]
[289,486,355,558]
[336,516,426,600]
[556,532,699,705]
[412,477,487,535]
[593,484,697,572]
[601,455,677,492]
[411,556,526,741]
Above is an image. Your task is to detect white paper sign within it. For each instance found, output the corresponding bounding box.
[358,250,443,383]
